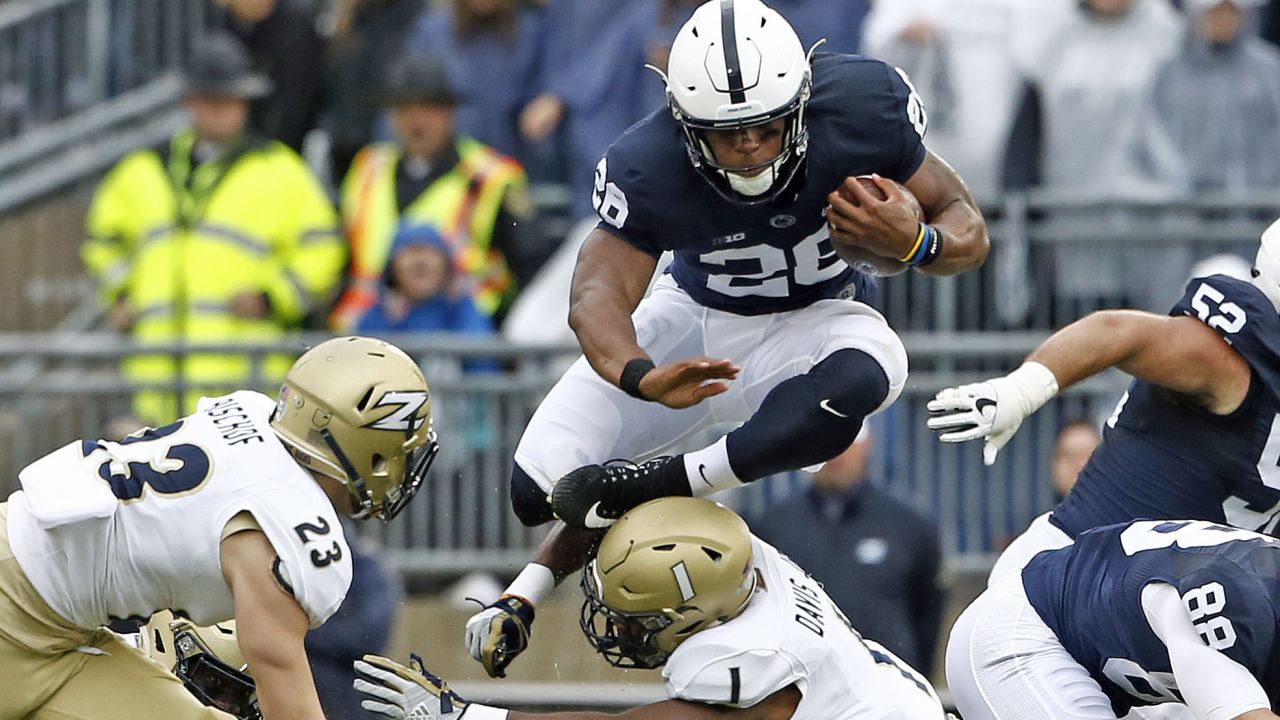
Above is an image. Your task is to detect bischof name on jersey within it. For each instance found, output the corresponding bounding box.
[364,390,429,433]
[203,396,265,446]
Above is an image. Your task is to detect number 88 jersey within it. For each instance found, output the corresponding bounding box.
[593,53,926,316]
[6,390,352,630]
[1022,520,1280,716]
[1052,274,1280,539]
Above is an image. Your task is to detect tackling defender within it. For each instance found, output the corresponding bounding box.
[949,519,1280,720]
[466,0,988,677]
[357,497,948,720]
[928,219,1280,584]
[0,336,437,719]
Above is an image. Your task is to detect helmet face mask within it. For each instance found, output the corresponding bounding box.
[144,612,261,720]
[271,337,438,522]
[577,497,758,669]
[658,0,819,205]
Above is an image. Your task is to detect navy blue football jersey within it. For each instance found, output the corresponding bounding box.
[591,53,927,315]
[1052,275,1280,538]
[1023,520,1280,716]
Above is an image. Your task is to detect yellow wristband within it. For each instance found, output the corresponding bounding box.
[899,223,927,263]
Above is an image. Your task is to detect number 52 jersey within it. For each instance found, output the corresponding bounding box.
[6,390,352,629]
[1052,274,1280,539]
[662,536,946,719]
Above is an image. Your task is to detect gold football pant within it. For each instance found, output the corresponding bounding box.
[0,503,231,719]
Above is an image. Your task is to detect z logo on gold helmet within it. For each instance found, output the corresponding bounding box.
[365,391,429,432]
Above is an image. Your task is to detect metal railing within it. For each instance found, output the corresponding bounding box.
[0,0,211,213]
[0,332,1130,573]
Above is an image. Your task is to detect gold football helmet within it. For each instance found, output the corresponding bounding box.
[143,611,260,720]
[270,336,439,521]
[579,497,757,668]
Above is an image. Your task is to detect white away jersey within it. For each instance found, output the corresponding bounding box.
[663,537,945,720]
[6,391,352,629]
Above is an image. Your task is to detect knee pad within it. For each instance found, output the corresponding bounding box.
[510,462,555,526]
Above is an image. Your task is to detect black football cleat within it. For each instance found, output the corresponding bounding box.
[550,457,687,529]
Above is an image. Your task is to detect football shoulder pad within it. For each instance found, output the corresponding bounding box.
[233,487,353,628]
[663,640,803,708]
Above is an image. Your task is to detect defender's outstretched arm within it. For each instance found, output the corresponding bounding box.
[928,310,1251,465]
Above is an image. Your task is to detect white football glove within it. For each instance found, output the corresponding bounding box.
[463,596,534,678]
[926,362,1059,466]
[355,654,503,720]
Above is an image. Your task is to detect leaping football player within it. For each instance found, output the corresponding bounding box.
[464,0,988,680]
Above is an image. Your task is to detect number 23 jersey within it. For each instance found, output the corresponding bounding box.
[593,53,927,315]
[662,536,945,719]
[6,390,352,629]
[1053,274,1280,538]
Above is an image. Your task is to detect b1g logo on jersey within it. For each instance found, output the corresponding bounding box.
[365,391,429,432]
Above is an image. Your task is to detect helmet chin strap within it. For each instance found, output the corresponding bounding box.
[726,166,777,196]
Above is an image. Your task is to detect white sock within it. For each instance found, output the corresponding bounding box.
[683,437,745,497]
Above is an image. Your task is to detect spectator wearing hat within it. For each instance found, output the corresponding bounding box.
[83,33,345,424]
[330,54,537,330]
[355,223,499,370]
[217,0,327,152]
[1146,0,1280,193]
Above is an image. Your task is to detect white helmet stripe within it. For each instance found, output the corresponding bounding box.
[719,0,746,104]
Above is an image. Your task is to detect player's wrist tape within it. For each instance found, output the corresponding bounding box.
[461,703,509,719]
[619,357,655,399]
[504,563,555,606]
[1002,361,1060,417]
[901,223,944,267]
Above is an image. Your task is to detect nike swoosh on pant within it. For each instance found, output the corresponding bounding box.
[819,398,849,418]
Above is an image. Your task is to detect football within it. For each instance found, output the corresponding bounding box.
[829,176,925,277]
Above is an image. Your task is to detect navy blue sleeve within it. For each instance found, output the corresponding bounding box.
[590,122,668,257]
[813,55,928,184]
[1170,275,1280,400]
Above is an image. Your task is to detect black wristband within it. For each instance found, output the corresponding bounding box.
[619,358,656,399]
[913,224,945,267]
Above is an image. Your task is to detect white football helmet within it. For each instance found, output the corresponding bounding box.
[1252,218,1280,312]
[658,0,817,204]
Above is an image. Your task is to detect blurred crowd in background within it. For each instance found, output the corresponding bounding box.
[81,0,1280,426]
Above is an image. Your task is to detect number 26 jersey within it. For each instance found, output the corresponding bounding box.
[6,390,351,629]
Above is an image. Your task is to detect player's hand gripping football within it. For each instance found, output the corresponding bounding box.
[638,357,740,409]
[463,595,535,678]
[354,654,469,719]
[926,363,1060,466]
[825,174,923,259]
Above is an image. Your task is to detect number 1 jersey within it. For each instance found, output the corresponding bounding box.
[5,390,351,629]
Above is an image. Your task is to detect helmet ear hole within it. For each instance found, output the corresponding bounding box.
[371,453,388,477]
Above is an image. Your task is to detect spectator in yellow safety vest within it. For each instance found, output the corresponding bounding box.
[83,33,345,424]
[330,54,540,330]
